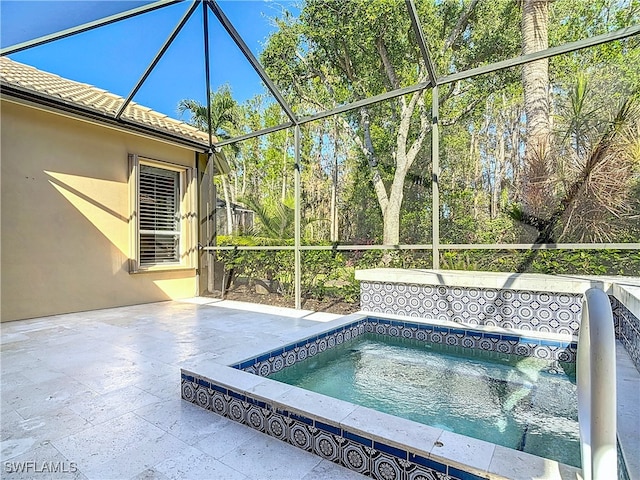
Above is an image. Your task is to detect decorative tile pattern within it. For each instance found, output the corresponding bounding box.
[217,307,585,479]
[231,318,578,377]
[181,373,478,480]
[183,286,638,480]
[618,442,631,480]
[611,296,640,373]
[360,281,582,336]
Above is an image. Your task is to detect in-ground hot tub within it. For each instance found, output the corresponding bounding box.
[182,314,583,480]
[267,330,581,467]
[182,270,640,480]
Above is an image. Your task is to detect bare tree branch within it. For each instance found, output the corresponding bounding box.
[376,36,401,91]
[441,98,483,126]
[444,0,480,52]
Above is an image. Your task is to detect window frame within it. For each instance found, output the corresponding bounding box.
[128,154,197,273]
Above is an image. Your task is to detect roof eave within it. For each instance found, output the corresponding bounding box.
[1,83,210,152]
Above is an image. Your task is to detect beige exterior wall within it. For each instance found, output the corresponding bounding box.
[1,100,199,322]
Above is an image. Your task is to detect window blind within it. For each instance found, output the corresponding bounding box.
[139,164,180,265]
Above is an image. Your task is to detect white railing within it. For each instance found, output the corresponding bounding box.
[577,287,617,480]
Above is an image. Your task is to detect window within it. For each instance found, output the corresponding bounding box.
[139,164,180,265]
[129,155,196,272]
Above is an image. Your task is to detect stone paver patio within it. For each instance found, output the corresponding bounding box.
[1,298,367,479]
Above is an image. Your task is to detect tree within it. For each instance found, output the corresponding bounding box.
[521,0,552,222]
[513,1,640,244]
[261,0,485,245]
[189,0,639,265]
[179,85,242,235]
[241,196,294,240]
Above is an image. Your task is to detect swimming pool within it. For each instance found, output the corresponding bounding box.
[182,313,583,480]
[269,333,580,467]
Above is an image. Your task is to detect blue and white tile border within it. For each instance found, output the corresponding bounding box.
[611,295,640,372]
[182,371,477,480]
[357,269,640,373]
[231,316,577,377]
[360,281,582,335]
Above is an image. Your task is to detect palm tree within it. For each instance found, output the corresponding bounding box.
[179,85,242,235]
[513,81,639,271]
[521,0,552,220]
[178,84,241,139]
[240,196,295,241]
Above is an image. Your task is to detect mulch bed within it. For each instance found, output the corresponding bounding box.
[206,284,359,315]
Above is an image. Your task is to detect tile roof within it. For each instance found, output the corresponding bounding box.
[0,56,210,147]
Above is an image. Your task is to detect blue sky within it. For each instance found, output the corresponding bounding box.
[1,0,296,120]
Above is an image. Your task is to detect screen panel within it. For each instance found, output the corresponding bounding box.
[1,1,158,49]
[438,37,639,246]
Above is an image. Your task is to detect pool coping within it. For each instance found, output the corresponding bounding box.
[182,313,598,480]
[616,339,640,480]
[355,269,640,298]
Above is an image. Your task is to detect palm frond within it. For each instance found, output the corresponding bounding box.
[177,84,243,140]
[240,196,294,240]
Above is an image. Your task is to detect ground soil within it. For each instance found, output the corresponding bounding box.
[206,284,359,315]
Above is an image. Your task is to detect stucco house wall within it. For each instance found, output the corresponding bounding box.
[1,99,199,321]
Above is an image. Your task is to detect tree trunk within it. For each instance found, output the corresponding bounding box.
[491,131,505,219]
[470,129,480,220]
[358,90,429,246]
[383,174,405,245]
[241,156,247,198]
[330,125,339,242]
[231,171,238,204]
[522,0,551,219]
[510,114,522,204]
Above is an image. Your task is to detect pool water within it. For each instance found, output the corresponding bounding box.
[269,333,581,467]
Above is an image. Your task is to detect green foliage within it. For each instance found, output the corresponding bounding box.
[216,237,362,302]
[241,197,295,240]
[178,84,241,139]
[217,235,289,247]
[340,156,384,243]
[216,238,295,295]
[301,249,349,300]
[196,0,639,307]
[440,251,480,271]
[439,250,640,276]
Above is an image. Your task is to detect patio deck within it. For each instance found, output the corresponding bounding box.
[0,299,367,479]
